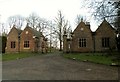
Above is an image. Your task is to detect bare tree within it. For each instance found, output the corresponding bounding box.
[75,14,82,25]
[75,14,87,25]
[40,20,58,52]
[114,1,120,51]
[26,12,49,33]
[53,10,69,51]
[114,1,120,31]
[37,18,49,33]
[26,12,40,30]
[81,0,118,25]
[1,23,7,36]
[7,15,24,29]
[27,13,56,52]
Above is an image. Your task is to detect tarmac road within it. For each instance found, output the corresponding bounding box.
[2,52,118,80]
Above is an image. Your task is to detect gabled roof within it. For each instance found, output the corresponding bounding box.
[96,19,116,32]
[73,21,92,33]
[24,25,41,37]
[8,25,22,36]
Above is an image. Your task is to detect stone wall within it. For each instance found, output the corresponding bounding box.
[6,27,19,53]
[63,20,116,53]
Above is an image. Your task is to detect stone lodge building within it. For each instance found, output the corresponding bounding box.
[6,25,47,53]
[63,19,117,52]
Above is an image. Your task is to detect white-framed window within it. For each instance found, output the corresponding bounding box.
[24,41,29,48]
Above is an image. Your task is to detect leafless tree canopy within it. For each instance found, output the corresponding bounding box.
[114,1,120,30]
[1,23,8,36]
[7,15,25,29]
[26,12,50,33]
[81,0,118,26]
[75,14,87,25]
[26,12,39,29]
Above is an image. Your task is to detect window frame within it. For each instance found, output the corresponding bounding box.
[79,38,86,48]
[24,41,30,48]
[102,37,110,48]
[11,41,16,48]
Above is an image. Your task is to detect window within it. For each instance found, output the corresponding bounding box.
[79,38,86,47]
[25,31,28,34]
[24,41,29,48]
[102,37,109,47]
[11,41,16,48]
[80,28,84,31]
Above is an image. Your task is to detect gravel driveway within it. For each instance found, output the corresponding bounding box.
[2,52,118,80]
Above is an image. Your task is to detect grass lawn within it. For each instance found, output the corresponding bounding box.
[2,52,42,61]
[63,53,119,65]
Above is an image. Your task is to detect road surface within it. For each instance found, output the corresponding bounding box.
[2,52,118,80]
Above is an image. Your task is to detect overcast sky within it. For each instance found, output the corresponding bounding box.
[0,0,99,32]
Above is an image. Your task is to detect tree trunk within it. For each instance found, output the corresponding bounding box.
[59,39,62,51]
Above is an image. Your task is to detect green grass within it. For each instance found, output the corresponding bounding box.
[2,52,41,61]
[63,53,119,65]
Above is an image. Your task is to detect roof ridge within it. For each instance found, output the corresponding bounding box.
[73,21,92,33]
[96,19,116,32]
[26,26,41,37]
